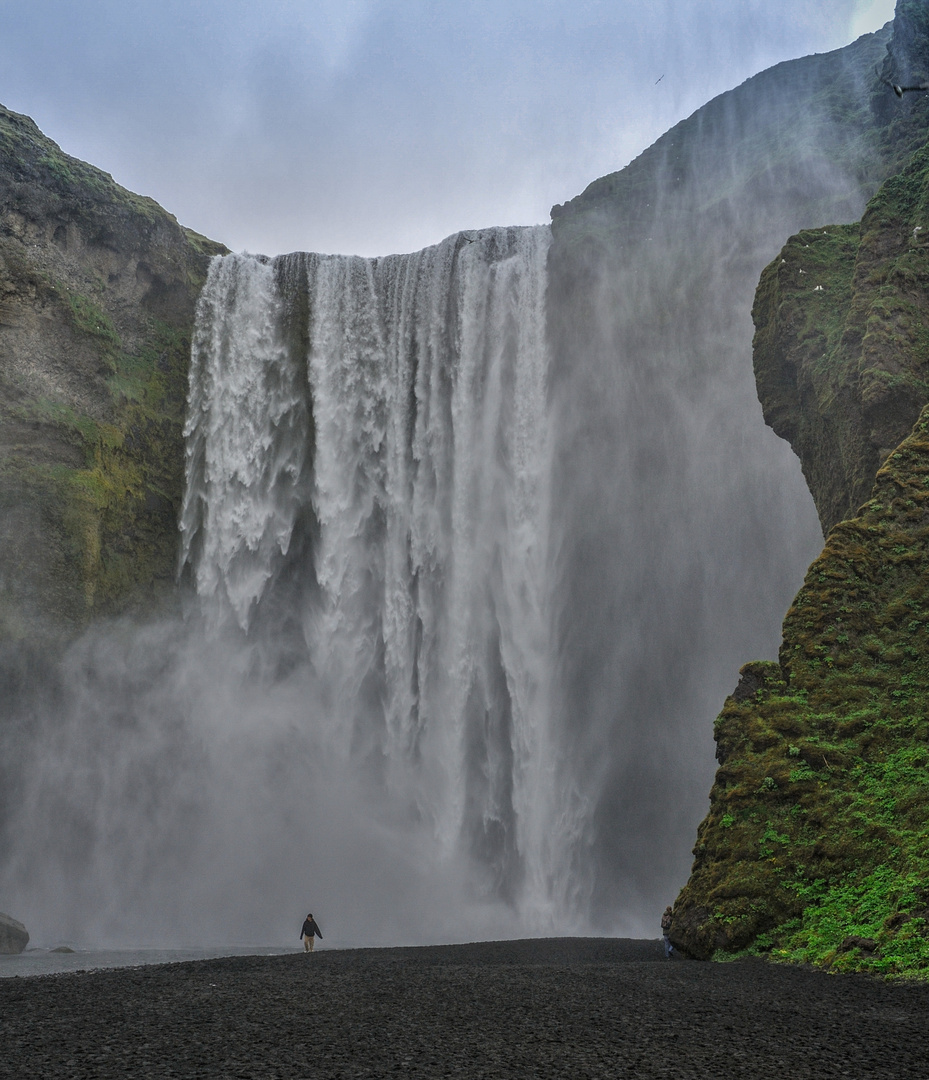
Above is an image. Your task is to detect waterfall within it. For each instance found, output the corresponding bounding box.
[0,214,822,948]
[179,226,573,925]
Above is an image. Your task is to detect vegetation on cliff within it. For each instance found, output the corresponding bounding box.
[674,406,929,976]
[0,104,226,643]
[753,138,929,533]
[677,123,929,980]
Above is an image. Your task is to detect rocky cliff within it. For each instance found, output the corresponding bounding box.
[753,141,929,534]
[544,9,929,923]
[673,2,929,975]
[0,104,226,645]
[673,399,929,974]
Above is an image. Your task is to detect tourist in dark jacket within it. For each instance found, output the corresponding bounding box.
[661,906,673,958]
[301,913,323,952]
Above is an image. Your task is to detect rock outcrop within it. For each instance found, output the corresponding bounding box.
[544,12,929,923]
[674,6,929,974]
[0,910,28,953]
[753,141,929,534]
[0,104,226,645]
[674,401,929,972]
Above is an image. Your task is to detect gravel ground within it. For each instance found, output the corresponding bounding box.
[1,938,927,1078]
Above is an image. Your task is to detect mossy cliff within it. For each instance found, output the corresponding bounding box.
[673,407,929,975]
[753,140,929,534]
[674,8,929,975]
[543,7,929,922]
[0,104,227,644]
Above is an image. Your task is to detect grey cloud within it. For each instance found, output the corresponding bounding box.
[0,2,895,256]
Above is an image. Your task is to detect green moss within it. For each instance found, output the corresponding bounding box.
[37,153,77,187]
[2,285,195,627]
[0,102,231,643]
[182,226,228,260]
[753,137,929,534]
[677,407,929,977]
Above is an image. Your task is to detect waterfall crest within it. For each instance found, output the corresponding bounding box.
[179,226,575,923]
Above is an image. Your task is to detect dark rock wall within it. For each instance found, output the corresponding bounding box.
[0,104,226,644]
[753,141,929,534]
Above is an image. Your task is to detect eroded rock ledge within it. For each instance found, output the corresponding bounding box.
[753,141,929,535]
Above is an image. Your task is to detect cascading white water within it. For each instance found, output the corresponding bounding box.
[0,209,824,949]
[179,226,576,926]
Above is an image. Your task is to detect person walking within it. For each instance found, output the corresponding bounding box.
[661,906,674,959]
[301,913,323,952]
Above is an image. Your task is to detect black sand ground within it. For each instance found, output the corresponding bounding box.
[2,938,927,1078]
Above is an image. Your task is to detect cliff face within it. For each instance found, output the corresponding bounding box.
[749,0,929,538]
[0,104,226,644]
[543,15,929,923]
[673,5,929,975]
[753,142,929,534]
[673,403,929,973]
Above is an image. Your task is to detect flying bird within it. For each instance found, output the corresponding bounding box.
[884,78,929,97]
[655,74,665,85]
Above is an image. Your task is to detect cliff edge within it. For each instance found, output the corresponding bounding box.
[753,141,929,534]
[0,104,227,644]
[674,3,929,974]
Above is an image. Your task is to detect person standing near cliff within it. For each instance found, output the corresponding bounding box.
[301,913,323,952]
[661,906,674,959]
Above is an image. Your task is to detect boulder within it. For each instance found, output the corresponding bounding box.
[0,911,29,953]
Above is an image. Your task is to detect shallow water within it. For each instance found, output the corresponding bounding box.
[0,944,296,978]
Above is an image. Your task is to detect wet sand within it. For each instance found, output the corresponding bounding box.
[1,938,926,1078]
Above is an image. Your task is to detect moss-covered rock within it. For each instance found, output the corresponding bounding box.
[753,139,929,533]
[675,11,929,976]
[0,103,227,644]
[675,350,929,978]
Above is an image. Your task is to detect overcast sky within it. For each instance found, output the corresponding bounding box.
[0,0,897,257]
